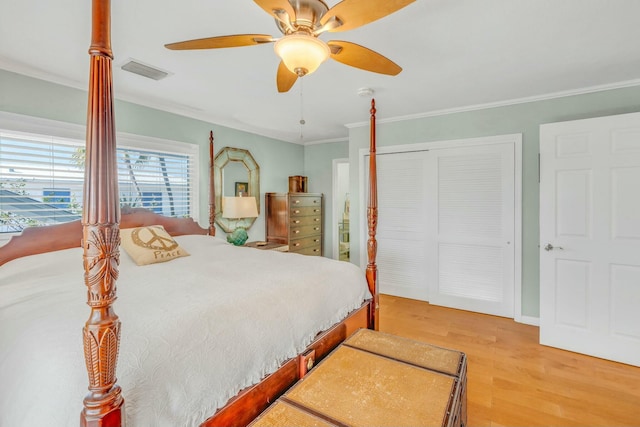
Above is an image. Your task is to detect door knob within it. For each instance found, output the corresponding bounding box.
[544,243,563,251]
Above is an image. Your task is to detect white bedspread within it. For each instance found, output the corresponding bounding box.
[0,235,370,426]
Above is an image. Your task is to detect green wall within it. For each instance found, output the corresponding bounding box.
[344,86,640,318]
[0,69,303,239]
[5,67,640,319]
[303,141,348,258]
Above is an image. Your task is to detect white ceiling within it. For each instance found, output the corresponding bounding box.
[1,0,640,144]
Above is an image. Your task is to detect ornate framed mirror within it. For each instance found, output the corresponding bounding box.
[213,147,260,233]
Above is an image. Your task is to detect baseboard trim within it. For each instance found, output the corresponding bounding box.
[517,315,540,326]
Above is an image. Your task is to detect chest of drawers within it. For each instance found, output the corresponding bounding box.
[265,192,323,256]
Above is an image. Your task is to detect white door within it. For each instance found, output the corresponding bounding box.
[426,143,515,317]
[540,112,640,366]
[375,151,430,301]
[368,136,518,316]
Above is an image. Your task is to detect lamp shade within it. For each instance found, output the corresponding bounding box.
[274,34,330,76]
[222,196,259,219]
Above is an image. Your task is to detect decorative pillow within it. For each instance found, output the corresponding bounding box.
[120,225,189,266]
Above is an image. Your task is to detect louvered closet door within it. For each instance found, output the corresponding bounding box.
[375,151,430,301]
[426,143,515,317]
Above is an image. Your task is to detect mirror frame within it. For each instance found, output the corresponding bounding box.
[214,146,260,233]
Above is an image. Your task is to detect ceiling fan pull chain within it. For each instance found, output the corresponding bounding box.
[299,77,305,141]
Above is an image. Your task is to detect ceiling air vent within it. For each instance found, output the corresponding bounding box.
[121,60,170,81]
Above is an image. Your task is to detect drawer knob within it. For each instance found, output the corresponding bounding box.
[294,220,300,224]
[314,218,319,222]
[293,210,300,214]
[294,230,300,234]
[314,227,319,231]
[294,243,300,247]
[313,249,319,252]
[294,200,300,204]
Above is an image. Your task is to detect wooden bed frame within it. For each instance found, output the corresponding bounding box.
[0,1,379,426]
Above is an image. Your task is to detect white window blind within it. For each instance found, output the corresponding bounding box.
[0,129,197,233]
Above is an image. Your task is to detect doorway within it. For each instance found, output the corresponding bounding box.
[333,158,350,261]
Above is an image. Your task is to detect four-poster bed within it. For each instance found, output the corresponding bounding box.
[0,1,379,426]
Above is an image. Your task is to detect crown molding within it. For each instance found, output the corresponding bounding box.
[0,59,305,145]
[345,78,640,130]
[4,58,640,146]
[301,136,348,146]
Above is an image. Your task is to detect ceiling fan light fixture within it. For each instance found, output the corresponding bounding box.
[274,34,330,77]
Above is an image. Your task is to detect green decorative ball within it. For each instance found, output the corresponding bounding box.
[227,228,249,246]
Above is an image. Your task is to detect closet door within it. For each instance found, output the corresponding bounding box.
[375,151,430,301]
[426,143,515,317]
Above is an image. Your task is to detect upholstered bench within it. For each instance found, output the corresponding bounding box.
[250,329,467,427]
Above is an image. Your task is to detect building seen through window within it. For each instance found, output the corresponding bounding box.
[0,130,197,233]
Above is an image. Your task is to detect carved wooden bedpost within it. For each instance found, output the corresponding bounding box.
[367,99,379,331]
[209,130,216,236]
[80,0,124,425]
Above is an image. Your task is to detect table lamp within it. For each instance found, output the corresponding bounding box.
[222,196,259,245]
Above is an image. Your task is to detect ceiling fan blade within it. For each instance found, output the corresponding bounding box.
[328,41,402,75]
[254,0,296,23]
[321,0,415,33]
[312,16,343,36]
[165,34,274,50]
[277,61,298,93]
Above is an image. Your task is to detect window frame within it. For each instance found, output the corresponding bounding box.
[0,111,200,241]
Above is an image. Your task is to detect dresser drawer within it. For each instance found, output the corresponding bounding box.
[289,206,322,217]
[289,234,322,255]
[289,195,322,208]
[293,245,322,256]
[290,224,321,238]
[290,215,322,227]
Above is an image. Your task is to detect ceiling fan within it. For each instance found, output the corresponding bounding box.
[165,0,415,92]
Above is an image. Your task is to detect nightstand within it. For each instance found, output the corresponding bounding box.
[244,241,289,252]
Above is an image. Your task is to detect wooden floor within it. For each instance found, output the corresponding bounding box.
[378,294,640,427]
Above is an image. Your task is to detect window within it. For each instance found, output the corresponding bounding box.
[0,118,199,234]
[141,191,163,213]
[43,188,71,209]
